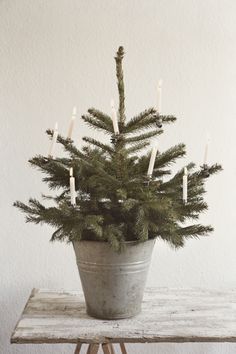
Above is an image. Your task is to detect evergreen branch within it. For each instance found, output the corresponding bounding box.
[125,108,156,133]
[14,200,41,216]
[14,199,62,226]
[174,200,208,223]
[115,46,125,123]
[132,155,150,175]
[125,129,162,143]
[132,147,183,176]
[42,191,68,203]
[160,115,177,124]
[185,163,222,187]
[87,108,113,131]
[80,158,120,188]
[46,130,83,157]
[126,141,150,154]
[152,169,171,178]
[103,224,125,251]
[82,137,114,154]
[124,112,176,134]
[29,155,49,169]
[29,155,70,170]
[122,198,139,211]
[135,206,149,241]
[51,227,65,242]
[125,114,159,133]
[28,198,46,210]
[158,223,185,248]
[178,224,213,237]
[84,215,104,238]
[154,144,186,169]
[82,115,113,134]
[200,163,223,177]
[159,163,196,191]
[186,201,208,215]
[29,156,69,189]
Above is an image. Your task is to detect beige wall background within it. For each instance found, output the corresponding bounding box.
[1,0,236,353]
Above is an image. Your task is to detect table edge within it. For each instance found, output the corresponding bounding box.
[11,336,236,344]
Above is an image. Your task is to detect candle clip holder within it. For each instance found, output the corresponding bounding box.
[110,133,120,144]
[143,174,153,186]
[71,202,80,210]
[154,114,163,129]
[201,164,210,178]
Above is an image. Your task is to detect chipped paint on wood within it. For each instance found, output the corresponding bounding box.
[11,288,236,344]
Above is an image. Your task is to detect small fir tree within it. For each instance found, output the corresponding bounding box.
[14,47,222,251]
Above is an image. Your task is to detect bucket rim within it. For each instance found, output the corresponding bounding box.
[73,238,156,246]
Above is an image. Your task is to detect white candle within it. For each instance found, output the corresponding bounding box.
[157,79,163,114]
[69,167,76,206]
[67,106,77,139]
[110,99,119,134]
[48,122,58,158]
[203,135,210,165]
[147,144,158,176]
[183,167,188,203]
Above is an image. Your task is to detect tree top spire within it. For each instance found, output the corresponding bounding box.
[115,46,125,124]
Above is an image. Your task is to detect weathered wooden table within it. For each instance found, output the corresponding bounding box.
[11,288,236,353]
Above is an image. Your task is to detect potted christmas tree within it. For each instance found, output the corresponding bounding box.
[14,47,221,319]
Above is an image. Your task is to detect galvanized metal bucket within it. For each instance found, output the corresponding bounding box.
[73,239,156,319]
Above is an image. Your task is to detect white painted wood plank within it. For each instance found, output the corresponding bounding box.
[11,288,236,344]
